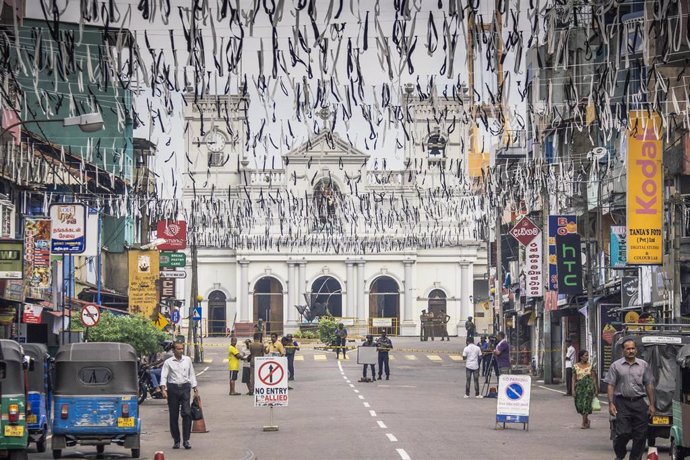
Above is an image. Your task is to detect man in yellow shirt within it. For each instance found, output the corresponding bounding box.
[265,333,285,356]
[227,337,242,395]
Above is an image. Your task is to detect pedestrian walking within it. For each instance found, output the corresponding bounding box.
[266,332,285,356]
[465,316,476,342]
[240,339,252,394]
[564,339,576,396]
[334,323,348,359]
[376,331,393,380]
[573,350,598,429]
[284,334,299,381]
[227,337,242,396]
[160,342,198,450]
[493,331,511,376]
[605,338,655,460]
[359,335,376,382]
[248,333,265,395]
[462,338,483,399]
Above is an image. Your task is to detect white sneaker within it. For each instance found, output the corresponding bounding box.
[463,395,469,399]
[476,395,483,399]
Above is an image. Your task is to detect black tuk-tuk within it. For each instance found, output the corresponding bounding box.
[611,328,690,447]
[51,342,141,459]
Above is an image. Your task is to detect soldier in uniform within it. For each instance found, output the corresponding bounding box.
[376,331,393,380]
[426,310,435,341]
[419,310,429,341]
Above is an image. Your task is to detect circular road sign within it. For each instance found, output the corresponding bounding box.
[506,382,525,401]
[257,360,285,387]
[80,304,101,328]
[171,309,181,324]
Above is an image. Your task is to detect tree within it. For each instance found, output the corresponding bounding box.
[318,314,338,345]
[85,312,167,357]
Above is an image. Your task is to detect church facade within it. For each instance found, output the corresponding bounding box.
[180,93,489,338]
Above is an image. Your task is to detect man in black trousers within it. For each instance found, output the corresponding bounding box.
[160,342,199,450]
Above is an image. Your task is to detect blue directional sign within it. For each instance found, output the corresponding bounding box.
[506,383,524,401]
[192,306,202,321]
[171,309,181,324]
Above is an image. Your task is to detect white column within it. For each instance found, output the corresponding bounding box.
[356,261,365,320]
[465,262,474,320]
[456,263,465,336]
[403,260,414,322]
[239,260,249,322]
[345,261,355,318]
[287,262,296,322]
[298,262,306,308]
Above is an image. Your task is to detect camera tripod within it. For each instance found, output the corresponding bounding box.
[481,352,500,397]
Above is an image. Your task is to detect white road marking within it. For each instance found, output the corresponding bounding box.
[358,395,364,400]
[294,355,304,361]
[397,448,411,460]
[363,402,370,408]
[354,389,360,393]
[196,366,210,376]
[337,360,343,370]
[369,410,376,417]
[377,420,387,429]
[386,433,398,442]
[349,384,355,388]
[427,355,442,361]
[449,355,463,361]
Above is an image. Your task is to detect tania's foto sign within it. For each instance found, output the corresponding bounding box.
[627,111,663,265]
[50,203,86,254]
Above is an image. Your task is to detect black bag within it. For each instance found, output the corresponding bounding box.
[190,396,203,421]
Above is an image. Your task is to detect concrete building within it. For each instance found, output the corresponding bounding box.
[181,92,488,337]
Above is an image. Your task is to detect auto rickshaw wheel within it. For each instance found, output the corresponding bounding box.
[97,444,105,455]
[52,449,62,459]
[8,450,28,460]
[131,448,141,458]
[36,436,46,453]
[672,439,686,460]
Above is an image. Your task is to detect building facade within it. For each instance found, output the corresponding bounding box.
[181,93,488,337]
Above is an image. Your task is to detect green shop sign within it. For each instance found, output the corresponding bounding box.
[159,252,186,268]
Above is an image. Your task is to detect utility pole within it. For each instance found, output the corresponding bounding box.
[187,199,201,363]
[542,168,553,384]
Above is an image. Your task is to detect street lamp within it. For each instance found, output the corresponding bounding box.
[0,112,104,140]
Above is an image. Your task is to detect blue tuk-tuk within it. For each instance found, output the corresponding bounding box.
[22,343,51,453]
[51,343,141,459]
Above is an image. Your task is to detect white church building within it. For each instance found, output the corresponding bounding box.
[180,92,489,338]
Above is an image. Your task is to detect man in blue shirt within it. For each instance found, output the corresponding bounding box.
[493,331,511,376]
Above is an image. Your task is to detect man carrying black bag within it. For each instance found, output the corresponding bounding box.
[161,342,199,450]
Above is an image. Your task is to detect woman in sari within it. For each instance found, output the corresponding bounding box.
[573,349,598,429]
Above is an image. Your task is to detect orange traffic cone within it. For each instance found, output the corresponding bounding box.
[191,395,209,433]
[153,452,165,460]
[647,447,659,460]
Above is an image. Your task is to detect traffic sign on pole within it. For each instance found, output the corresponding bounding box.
[192,306,202,321]
[80,304,101,328]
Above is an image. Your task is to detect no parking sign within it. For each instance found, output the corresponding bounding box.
[496,374,531,428]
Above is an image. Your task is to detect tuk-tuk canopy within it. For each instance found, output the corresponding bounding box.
[0,339,27,395]
[54,343,138,395]
[677,344,690,368]
[22,343,49,393]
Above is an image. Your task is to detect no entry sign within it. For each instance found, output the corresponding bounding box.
[254,356,288,407]
[80,304,101,328]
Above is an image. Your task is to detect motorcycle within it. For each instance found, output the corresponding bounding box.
[137,341,173,405]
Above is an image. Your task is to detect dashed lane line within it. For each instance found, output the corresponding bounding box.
[449,355,463,361]
[426,355,442,361]
[363,402,370,408]
[386,434,398,442]
[405,355,417,360]
[377,421,387,429]
[397,448,411,460]
[314,354,327,361]
[203,358,214,363]
[358,395,365,400]
[196,366,210,376]
[369,410,377,417]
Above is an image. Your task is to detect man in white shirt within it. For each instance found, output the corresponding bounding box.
[160,342,199,450]
[564,339,576,396]
[462,338,483,399]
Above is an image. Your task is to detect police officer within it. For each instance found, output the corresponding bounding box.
[376,331,393,380]
[420,310,429,341]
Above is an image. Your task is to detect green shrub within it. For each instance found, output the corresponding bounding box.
[318,315,338,344]
[292,330,303,339]
[85,312,167,357]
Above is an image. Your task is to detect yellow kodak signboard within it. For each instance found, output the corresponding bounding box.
[626,111,663,265]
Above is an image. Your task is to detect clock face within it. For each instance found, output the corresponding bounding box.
[205,130,227,152]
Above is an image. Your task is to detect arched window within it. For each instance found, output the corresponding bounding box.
[427,133,447,159]
[369,276,400,335]
[428,289,447,317]
[207,290,227,336]
[310,276,343,317]
[253,277,284,335]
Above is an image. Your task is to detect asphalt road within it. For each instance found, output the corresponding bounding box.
[28,337,660,459]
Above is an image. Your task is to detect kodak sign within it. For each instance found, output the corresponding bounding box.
[626,111,663,265]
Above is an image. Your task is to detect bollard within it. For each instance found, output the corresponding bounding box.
[153,451,165,460]
[191,396,209,433]
[646,446,658,460]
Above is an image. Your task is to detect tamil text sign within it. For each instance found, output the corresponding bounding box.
[627,110,663,264]
[128,250,160,320]
[50,203,86,253]
[24,218,51,288]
